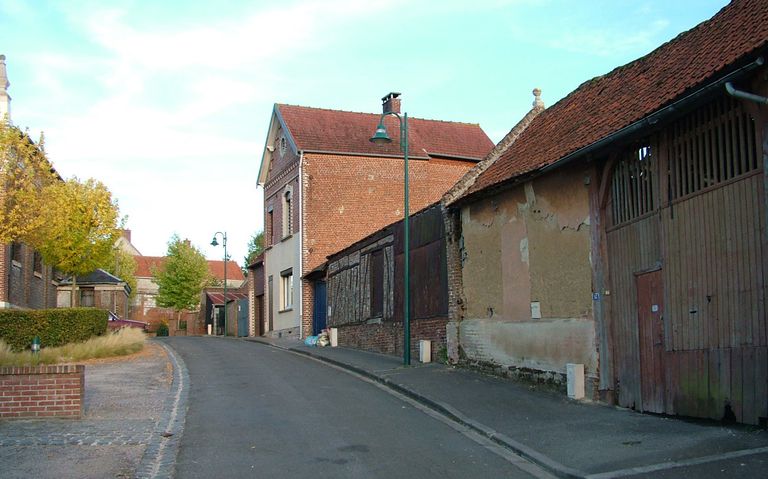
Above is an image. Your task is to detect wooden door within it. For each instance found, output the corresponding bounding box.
[312,281,327,336]
[637,269,665,412]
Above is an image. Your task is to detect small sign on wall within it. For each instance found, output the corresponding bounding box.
[531,301,542,320]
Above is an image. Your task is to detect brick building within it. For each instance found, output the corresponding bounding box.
[257,95,493,338]
[57,269,130,318]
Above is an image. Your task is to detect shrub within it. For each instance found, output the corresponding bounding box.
[156,321,169,337]
[0,308,108,352]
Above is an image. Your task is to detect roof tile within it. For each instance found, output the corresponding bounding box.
[465,0,768,199]
[278,104,494,160]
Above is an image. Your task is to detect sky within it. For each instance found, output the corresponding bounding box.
[0,0,728,266]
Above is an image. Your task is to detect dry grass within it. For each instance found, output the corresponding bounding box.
[0,327,146,367]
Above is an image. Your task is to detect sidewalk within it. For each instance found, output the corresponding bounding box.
[0,339,188,479]
[250,337,768,479]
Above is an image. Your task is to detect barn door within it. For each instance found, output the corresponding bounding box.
[637,269,665,412]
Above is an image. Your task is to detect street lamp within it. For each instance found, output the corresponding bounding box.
[211,232,227,336]
[370,92,411,366]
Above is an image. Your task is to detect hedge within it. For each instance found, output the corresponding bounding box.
[0,308,108,351]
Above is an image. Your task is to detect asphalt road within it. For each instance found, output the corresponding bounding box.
[165,337,551,479]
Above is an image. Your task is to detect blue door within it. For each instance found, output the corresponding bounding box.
[237,299,249,337]
[313,281,327,335]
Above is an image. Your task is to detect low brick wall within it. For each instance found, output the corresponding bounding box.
[0,364,85,419]
[338,318,448,362]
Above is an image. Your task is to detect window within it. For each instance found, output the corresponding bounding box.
[667,95,759,200]
[33,251,43,274]
[282,188,293,237]
[267,209,274,246]
[279,136,287,156]
[10,242,22,264]
[280,269,293,311]
[370,250,384,317]
[80,288,95,307]
[611,144,655,226]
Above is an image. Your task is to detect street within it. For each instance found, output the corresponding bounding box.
[165,337,551,479]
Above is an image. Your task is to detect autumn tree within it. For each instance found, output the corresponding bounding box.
[33,177,122,305]
[105,247,138,299]
[154,235,211,320]
[0,122,57,244]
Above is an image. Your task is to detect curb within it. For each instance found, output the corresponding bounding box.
[248,338,586,479]
[136,339,190,479]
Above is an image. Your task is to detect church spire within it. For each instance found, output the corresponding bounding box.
[0,54,11,122]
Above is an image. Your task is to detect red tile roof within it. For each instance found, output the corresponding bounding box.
[464,0,768,200]
[277,104,494,160]
[134,256,244,281]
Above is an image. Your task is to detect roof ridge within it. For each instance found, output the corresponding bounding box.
[277,103,483,127]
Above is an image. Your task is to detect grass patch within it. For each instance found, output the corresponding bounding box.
[0,327,146,367]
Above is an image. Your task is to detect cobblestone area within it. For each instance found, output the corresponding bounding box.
[0,339,187,479]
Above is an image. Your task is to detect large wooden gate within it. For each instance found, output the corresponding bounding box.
[604,93,767,424]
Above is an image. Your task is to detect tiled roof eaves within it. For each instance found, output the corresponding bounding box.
[274,105,300,154]
[465,50,768,202]
[445,103,545,207]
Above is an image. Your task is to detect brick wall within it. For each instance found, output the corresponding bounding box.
[337,317,448,362]
[0,365,84,419]
[0,244,7,304]
[2,242,57,309]
[301,153,474,336]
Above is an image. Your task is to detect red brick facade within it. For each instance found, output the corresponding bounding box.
[0,242,58,309]
[301,153,474,336]
[337,318,448,362]
[0,365,84,419]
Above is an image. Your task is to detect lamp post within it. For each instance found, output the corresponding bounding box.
[370,92,411,366]
[211,232,227,336]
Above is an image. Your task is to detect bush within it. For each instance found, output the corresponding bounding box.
[156,321,169,337]
[0,308,108,352]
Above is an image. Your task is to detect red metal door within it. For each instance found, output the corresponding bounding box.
[637,269,665,412]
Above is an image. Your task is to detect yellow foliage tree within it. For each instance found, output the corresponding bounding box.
[105,247,138,300]
[0,122,58,244]
[33,178,122,305]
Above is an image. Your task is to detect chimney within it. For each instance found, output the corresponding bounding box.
[0,54,11,122]
[121,229,132,242]
[382,92,401,114]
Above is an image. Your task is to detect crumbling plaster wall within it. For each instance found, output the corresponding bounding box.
[459,165,597,376]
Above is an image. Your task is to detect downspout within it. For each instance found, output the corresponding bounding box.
[725,82,768,104]
[298,151,304,339]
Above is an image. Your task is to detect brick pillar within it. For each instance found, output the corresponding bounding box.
[442,205,466,363]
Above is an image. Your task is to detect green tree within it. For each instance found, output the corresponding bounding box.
[33,177,121,305]
[154,235,211,319]
[243,230,264,275]
[0,122,58,244]
[105,247,138,299]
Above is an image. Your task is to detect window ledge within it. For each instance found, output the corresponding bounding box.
[279,307,294,313]
[281,233,293,242]
[11,260,22,268]
[33,272,43,279]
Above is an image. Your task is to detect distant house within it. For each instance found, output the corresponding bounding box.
[257,96,493,339]
[444,0,768,425]
[131,254,244,333]
[57,269,131,319]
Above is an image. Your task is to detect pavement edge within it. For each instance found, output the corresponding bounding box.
[248,337,585,479]
[136,339,190,479]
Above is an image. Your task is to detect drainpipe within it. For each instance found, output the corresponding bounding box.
[725,82,768,104]
[298,151,304,340]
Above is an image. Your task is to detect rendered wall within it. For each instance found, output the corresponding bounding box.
[459,165,597,384]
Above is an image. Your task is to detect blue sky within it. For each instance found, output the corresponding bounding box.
[0,0,728,265]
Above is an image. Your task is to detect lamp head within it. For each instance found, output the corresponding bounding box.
[369,121,392,144]
[210,237,219,247]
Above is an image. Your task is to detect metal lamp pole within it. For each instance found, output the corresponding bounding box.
[370,95,410,366]
[211,232,227,336]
